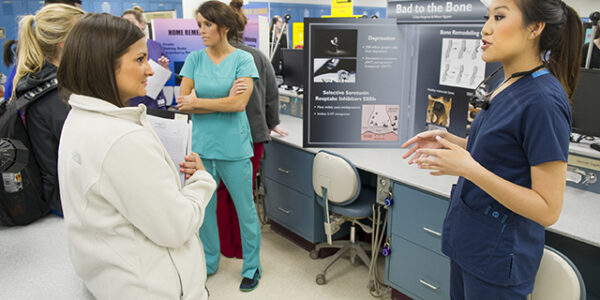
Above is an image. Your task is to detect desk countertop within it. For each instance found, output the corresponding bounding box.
[272,114,600,248]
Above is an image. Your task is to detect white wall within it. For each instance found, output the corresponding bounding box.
[182,0,387,19]
[565,0,599,18]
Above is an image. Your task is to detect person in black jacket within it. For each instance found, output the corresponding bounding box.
[13,4,85,216]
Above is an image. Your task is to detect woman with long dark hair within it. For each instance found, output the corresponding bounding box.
[212,0,287,261]
[402,0,582,298]
[176,0,262,292]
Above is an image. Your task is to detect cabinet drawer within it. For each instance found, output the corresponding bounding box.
[388,236,450,300]
[263,142,314,196]
[392,183,449,255]
[263,177,317,242]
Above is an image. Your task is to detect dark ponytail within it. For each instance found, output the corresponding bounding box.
[518,0,583,101]
[229,0,247,41]
[3,39,17,67]
[548,5,582,101]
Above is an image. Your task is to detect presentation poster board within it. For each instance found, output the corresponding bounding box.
[304,1,500,148]
[303,18,408,148]
[242,2,269,49]
[409,24,500,138]
[151,18,205,86]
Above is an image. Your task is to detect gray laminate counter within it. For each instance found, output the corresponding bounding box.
[272,114,600,248]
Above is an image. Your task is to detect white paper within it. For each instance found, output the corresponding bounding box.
[162,86,174,106]
[146,59,172,100]
[146,114,192,185]
[174,86,181,100]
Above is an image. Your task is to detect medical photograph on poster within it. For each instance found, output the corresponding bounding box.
[313,58,357,83]
[313,29,358,57]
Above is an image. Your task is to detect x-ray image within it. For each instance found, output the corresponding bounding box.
[439,38,485,89]
[313,29,358,58]
[313,58,356,83]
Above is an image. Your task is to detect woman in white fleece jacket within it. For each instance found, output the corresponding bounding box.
[56,13,216,299]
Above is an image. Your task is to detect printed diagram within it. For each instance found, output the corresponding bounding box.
[313,58,356,83]
[361,105,399,141]
[426,94,452,128]
[439,38,485,89]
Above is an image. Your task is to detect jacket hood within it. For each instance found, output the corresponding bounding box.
[15,61,57,95]
[68,94,147,124]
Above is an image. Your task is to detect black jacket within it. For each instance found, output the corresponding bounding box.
[231,41,280,143]
[15,61,68,215]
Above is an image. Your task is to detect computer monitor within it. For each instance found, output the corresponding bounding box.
[572,68,600,137]
[281,49,305,88]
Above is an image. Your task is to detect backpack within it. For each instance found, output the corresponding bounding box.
[0,76,58,226]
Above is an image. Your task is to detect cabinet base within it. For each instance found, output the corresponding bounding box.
[392,288,413,300]
[270,221,315,252]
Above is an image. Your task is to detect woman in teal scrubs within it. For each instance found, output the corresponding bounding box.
[176,0,261,292]
[402,0,582,298]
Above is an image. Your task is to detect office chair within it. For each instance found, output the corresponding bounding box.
[310,151,375,285]
[528,246,586,300]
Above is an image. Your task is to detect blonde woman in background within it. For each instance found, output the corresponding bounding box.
[12,3,85,217]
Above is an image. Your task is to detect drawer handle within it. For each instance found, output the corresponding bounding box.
[419,279,439,291]
[278,207,291,214]
[423,226,442,238]
[277,167,291,174]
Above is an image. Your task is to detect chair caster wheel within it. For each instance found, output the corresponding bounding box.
[310,250,319,259]
[316,274,326,285]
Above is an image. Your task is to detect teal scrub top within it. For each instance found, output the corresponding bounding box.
[180,49,259,160]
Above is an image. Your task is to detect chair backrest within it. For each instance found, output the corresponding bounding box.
[312,151,360,205]
[529,246,586,300]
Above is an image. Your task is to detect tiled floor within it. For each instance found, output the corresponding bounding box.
[206,224,391,300]
[0,215,391,300]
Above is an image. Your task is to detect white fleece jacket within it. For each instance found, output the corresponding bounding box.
[58,94,216,300]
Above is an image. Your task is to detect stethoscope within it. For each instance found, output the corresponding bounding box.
[469,64,546,110]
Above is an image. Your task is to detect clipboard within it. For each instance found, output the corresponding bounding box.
[146,108,193,185]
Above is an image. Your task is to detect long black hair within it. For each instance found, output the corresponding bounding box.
[517,0,583,100]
